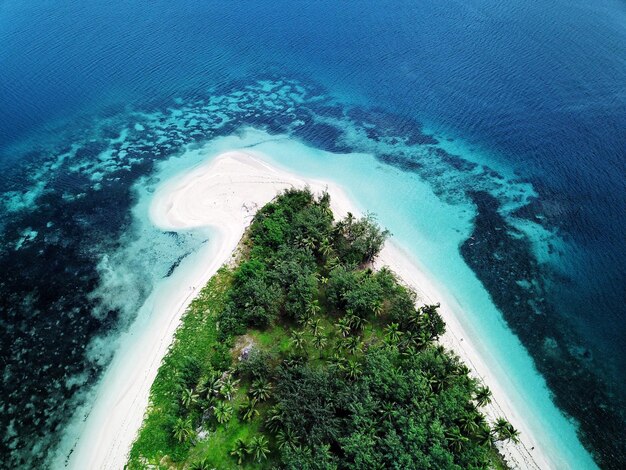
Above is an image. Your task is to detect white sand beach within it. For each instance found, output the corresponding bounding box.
[68,149,555,469]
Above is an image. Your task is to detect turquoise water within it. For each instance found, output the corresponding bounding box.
[200,129,595,467]
[1,0,625,467]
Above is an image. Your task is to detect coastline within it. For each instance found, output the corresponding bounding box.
[70,150,552,469]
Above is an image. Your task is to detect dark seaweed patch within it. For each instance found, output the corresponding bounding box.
[461,191,626,469]
[432,147,478,172]
[348,106,438,145]
[165,252,191,278]
[292,121,349,153]
[378,152,423,172]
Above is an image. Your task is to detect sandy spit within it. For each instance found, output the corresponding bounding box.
[68,150,553,469]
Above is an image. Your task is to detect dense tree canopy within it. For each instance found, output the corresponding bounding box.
[129,189,510,469]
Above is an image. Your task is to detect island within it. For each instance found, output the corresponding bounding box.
[128,187,518,469]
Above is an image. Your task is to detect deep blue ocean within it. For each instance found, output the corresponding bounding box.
[1,0,625,468]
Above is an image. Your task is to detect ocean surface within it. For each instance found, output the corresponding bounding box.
[0,0,624,468]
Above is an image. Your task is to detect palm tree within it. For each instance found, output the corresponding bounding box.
[344,335,362,355]
[347,313,367,332]
[248,435,270,462]
[312,332,328,353]
[276,428,299,450]
[449,428,471,451]
[208,375,222,399]
[337,317,351,337]
[307,300,322,319]
[219,377,239,401]
[384,322,403,345]
[372,299,384,317]
[320,238,333,258]
[406,309,421,332]
[424,372,443,394]
[475,426,493,448]
[309,319,323,337]
[250,378,272,401]
[399,344,418,360]
[493,418,520,443]
[474,385,492,407]
[295,234,306,248]
[290,330,306,350]
[173,417,195,443]
[457,414,481,436]
[298,312,312,327]
[493,418,508,438]
[420,303,445,340]
[284,352,306,368]
[326,256,341,270]
[472,412,487,430]
[230,438,248,465]
[453,363,471,377]
[265,405,283,433]
[508,426,521,444]
[379,402,397,423]
[297,235,315,251]
[344,212,355,232]
[445,427,469,452]
[317,444,335,466]
[181,387,199,409]
[239,398,259,422]
[326,352,347,370]
[412,329,430,349]
[345,359,362,380]
[320,193,332,217]
[195,377,209,396]
[213,401,233,424]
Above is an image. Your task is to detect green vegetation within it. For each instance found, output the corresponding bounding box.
[128,188,514,469]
